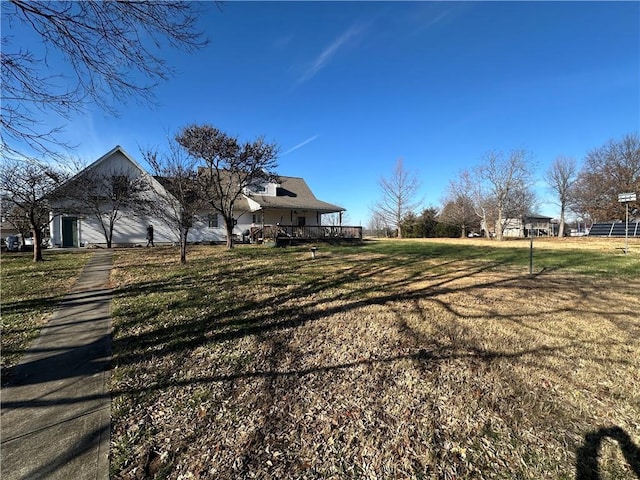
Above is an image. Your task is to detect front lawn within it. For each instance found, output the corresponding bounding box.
[108,239,639,478]
[1,250,92,376]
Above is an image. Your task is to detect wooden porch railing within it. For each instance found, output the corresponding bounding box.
[252,225,362,243]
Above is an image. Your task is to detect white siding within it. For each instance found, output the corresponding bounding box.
[188,212,257,243]
[260,209,321,226]
[50,209,178,247]
[502,218,524,238]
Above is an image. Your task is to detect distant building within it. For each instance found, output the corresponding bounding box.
[503,214,554,238]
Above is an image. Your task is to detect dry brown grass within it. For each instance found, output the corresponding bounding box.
[109,241,640,479]
[404,235,640,251]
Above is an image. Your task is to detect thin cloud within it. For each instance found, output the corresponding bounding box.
[274,33,294,49]
[282,134,320,156]
[296,23,365,85]
[403,3,471,38]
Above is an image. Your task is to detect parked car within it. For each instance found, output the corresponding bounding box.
[5,235,21,251]
[4,234,36,252]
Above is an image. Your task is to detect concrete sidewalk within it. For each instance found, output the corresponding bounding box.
[1,250,113,480]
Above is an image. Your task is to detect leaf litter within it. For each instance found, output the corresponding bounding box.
[109,243,640,479]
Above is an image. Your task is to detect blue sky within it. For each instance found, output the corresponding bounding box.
[8,1,640,225]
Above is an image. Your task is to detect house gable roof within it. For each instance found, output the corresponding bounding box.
[53,147,344,215]
[246,176,344,213]
[52,145,172,201]
[74,145,147,178]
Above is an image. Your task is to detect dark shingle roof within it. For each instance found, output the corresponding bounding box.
[246,176,344,213]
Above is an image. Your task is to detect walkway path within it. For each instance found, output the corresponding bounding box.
[1,250,113,480]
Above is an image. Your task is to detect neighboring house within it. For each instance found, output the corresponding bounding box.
[502,214,553,238]
[1,195,21,238]
[1,194,40,246]
[49,146,353,247]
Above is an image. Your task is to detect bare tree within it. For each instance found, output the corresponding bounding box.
[59,168,154,248]
[0,159,69,261]
[143,142,208,264]
[440,173,482,238]
[1,196,32,239]
[571,133,640,223]
[477,150,535,241]
[439,195,479,238]
[367,209,390,238]
[1,1,208,160]
[176,124,279,249]
[545,156,578,237]
[445,169,491,237]
[374,158,421,238]
[323,211,349,227]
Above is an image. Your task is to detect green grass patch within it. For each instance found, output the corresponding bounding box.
[1,250,92,372]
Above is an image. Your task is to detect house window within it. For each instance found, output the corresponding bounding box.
[297,216,306,227]
[208,213,219,228]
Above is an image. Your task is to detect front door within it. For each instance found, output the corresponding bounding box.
[62,217,78,247]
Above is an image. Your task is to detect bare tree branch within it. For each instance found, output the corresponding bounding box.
[571,133,640,224]
[1,0,208,160]
[373,158,421,238]
[477,150,535,241]
[545,156,578,237]
[143,140,208,264]
[176,124,279,249]
[0,158,71,261]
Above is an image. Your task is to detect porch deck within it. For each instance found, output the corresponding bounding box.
[251,225,362,245]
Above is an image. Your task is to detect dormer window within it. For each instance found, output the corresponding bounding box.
[245,182,268,195]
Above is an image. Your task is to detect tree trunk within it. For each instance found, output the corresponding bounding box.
[225,217,234,249]
[479,208,490,239]
[558,204,566,237]
[107,225,113,248]
[32,227,44,262]
[180,227,188,264]
[496,206,504,241]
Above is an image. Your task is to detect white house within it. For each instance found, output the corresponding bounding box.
[502,214,553,238]
[49,146,176,247]
[49,146,352,247]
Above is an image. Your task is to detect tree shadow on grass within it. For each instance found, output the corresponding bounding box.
[109,256,513,366]
[106,246,640,477]
[109,253,637,372]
